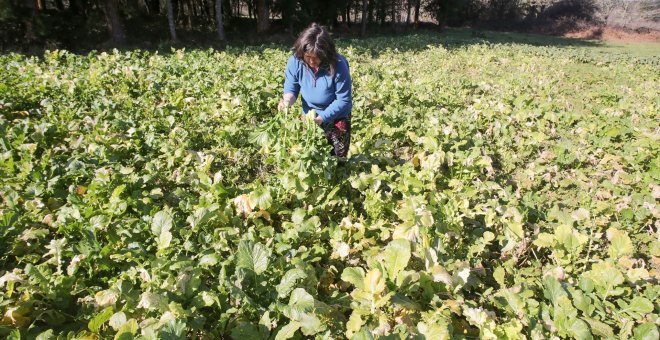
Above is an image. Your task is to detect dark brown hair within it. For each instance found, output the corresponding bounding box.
[292,23,339,76]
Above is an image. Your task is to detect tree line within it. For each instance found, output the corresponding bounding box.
[1,0,644,48]
[5,0,425,44]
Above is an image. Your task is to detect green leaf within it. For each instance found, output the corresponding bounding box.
[420,210,434,227]
[503,207,524,241]
[496,288,526,316]
[160,319,186,340]
[249,187,272,210]
[352,328,375,340]
[137,292,169,311]
[115,319,138,340]
[533,233,555,248]
[417,321,450,339]
[341,267,365,290]
[249,129,271,147]
[286,288,315,319]
[95,288,119,307]
[152,210,173,236]
[364,268,385,295]
[236,240,269,275]
[187,207,212,229]
[276,268,307,299]
[569,287,592,315]
[346,311,364,337]
[586,262,625,299]
[157,231,172,250]
[543,275,567,305]
[109,311,127,331]
[493,267,506,286]
[301,216,321,232]
[626,297,654,315]
[583,318,614,338]
[555,224,587,253]
[88,306,114,333]
[633,323,659,340]
[607,228,633,258]
[259,311,272,331]
[291,208,306,225]
[496,320,524,340]
[231,321,266,340]
[278,288,325,335]
[36,330,54,340]
[381,239,411,281]
[552,296,579,336]
[568,319,592,340]
[299,313,324,335]
[199,254,220,267]
[7,329,20,340]
[197,291,219,307]
[275,321,300,340]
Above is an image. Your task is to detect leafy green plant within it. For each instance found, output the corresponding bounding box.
[1,33,658,339]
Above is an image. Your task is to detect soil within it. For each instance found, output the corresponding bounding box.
[562,25,660,43]
[473,17,660,44]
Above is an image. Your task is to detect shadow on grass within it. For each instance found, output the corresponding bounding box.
[335,27,603,58]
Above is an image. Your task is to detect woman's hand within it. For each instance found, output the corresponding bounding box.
[279,93,296,111]
[278,100,288,111]
[314,116,323,126]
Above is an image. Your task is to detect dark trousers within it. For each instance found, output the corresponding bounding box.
[321,116,351,158]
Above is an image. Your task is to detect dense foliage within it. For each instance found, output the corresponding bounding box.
[4,0,653,51]
[1,32,659,339]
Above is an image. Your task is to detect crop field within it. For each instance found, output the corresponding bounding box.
[1,31,659,339]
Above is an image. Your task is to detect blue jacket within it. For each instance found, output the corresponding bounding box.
[283,54,352,122]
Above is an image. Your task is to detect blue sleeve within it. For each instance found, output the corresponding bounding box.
[317,56,352,122]
[283,55,300,98]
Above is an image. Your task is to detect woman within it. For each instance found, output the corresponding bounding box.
[278,23,353,160]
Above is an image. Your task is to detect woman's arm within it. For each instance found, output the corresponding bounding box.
[316,57,352,122]
[280,56,300,110]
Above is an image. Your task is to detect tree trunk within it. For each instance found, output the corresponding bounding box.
[256,0,269,32]
[166,0,178,41]
[147,0,160,15]
[414,0,420,28]
[391,0,396,28]
[368,0,374,23]
[343,2,348,23]
[204,0,213,24]
[378,0,385,25]
[185,0,192,29]
[281,0,295,35]
[406,0,411,25]
[215,0,225,40]
[104,0,126,43]
[24,0,40,42]
[222,0,231,25]
[69,0,83,15]
[176,0,183,23]
[360,0,368,36]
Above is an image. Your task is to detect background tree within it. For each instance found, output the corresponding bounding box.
[361,0,369,35]
[1,0,657,51]
[104,0,126,43]
[216,0,225,40]
[275,0,297,34]
[166,0,178,42]
[256,0,269,32]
